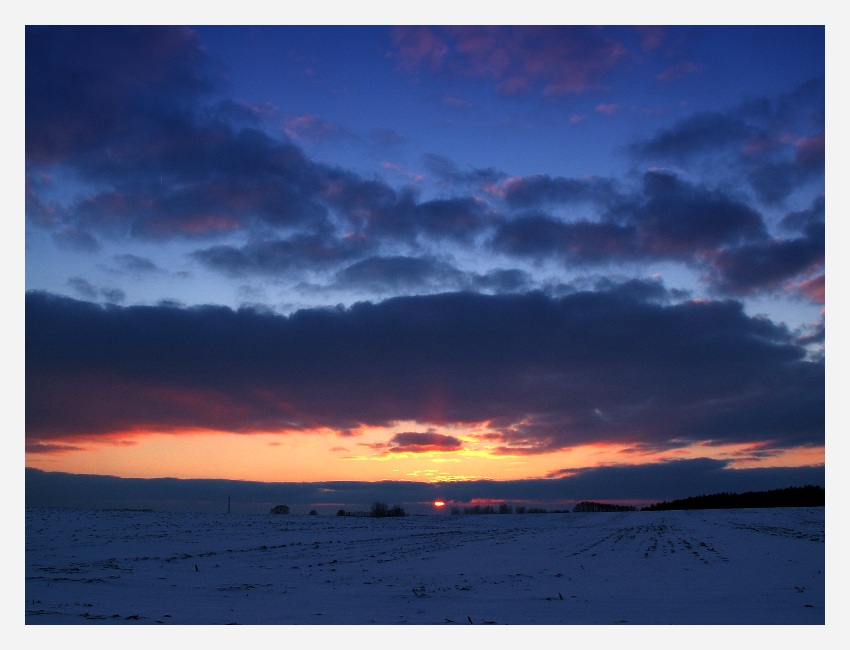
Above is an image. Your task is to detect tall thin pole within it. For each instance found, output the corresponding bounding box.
[227,496,231,514]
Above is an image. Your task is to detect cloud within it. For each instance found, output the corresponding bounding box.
[111,254,161,274]
[321,173,494,244]
[631,78,824,204]
[25,26,220,165]
[792,275,825,305]
[491,214,638,263]
[283,114,351,143]
[26,26,334,242]
[67,277,98,300]
[26,27,822,304]
[705,223,824,296]
[385,431,464,453]
[469,269,533,293]
[67,277,126,303]
[629,171,767,254]
[781,194,824,233]
[495,174,618,209]
[331,258,533,296]
[632,112,758,162]
[422,153,506,189]
[391,26,627,97]
[332,256,466,293]
[26,285,823,457]
[490,171,769,267]
[53,228,101,253]
[25,461,825,513]
[192,234,371,277]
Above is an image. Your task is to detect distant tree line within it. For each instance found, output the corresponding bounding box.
[641,485,825,511]
[572,501,638,513]
[450,503,569,515]
[336,502,406,517]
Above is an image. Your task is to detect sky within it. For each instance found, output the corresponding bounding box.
[22,19,828,512]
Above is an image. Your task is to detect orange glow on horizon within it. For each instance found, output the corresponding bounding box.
[24,421,824,484]
[433,500,445,507]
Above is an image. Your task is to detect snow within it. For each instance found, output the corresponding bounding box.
[23,506,828,641]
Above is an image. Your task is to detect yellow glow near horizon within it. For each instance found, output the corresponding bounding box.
[25,421,824,483]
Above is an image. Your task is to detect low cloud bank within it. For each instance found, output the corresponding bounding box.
[25,460,824,515]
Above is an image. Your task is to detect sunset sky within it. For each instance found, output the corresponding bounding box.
[23,20,827,511]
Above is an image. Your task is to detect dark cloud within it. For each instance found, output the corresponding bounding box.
[746,133,825,205]
[706,221,824,296]
[385,431,463,453]
[630,112,757,162]
[26,443,85,454]
[332,258,533,296]
[630,78,824,204]
[333,256,466,293]
[25,26,220,165]
[490,171,769,267]
[67,277,98,300]
[780,194,824,233]
[26,27,822,304]
[26,286,823,455]
[322,172,493,244]
[469,269,533,293]
[539,458,824,503]
[67,277,125,304]
[192,234,371,277]
[53,228,101,253]
[112,254,161,274]
[422,153,506,188]
[498,174,619,210]
[26,26,333,242]
[491,214,638,262]
[100,287,127,304]
[486,168,823,301]
[413,197,494,242]
[628,171,767,254]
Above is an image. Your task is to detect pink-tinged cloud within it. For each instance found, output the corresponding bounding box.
[635,26,665,51]
[741,136,783,157]
[381,162,425,182]
[391,26,449,72]
[791,274,825,304]
[386,432,464,454]
[392,26,626,97]
[656,61,704,83]
[595,103,618,115]
[794,133,825,167]
[143,213,242,237]
[284,114,345,142]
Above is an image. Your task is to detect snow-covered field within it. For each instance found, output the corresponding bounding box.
[24,505,825,629]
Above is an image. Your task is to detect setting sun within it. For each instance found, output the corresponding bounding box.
[433,501,445,508]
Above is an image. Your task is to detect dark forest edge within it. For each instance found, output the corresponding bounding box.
[640,485,824,511]
[447,486,825,516]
